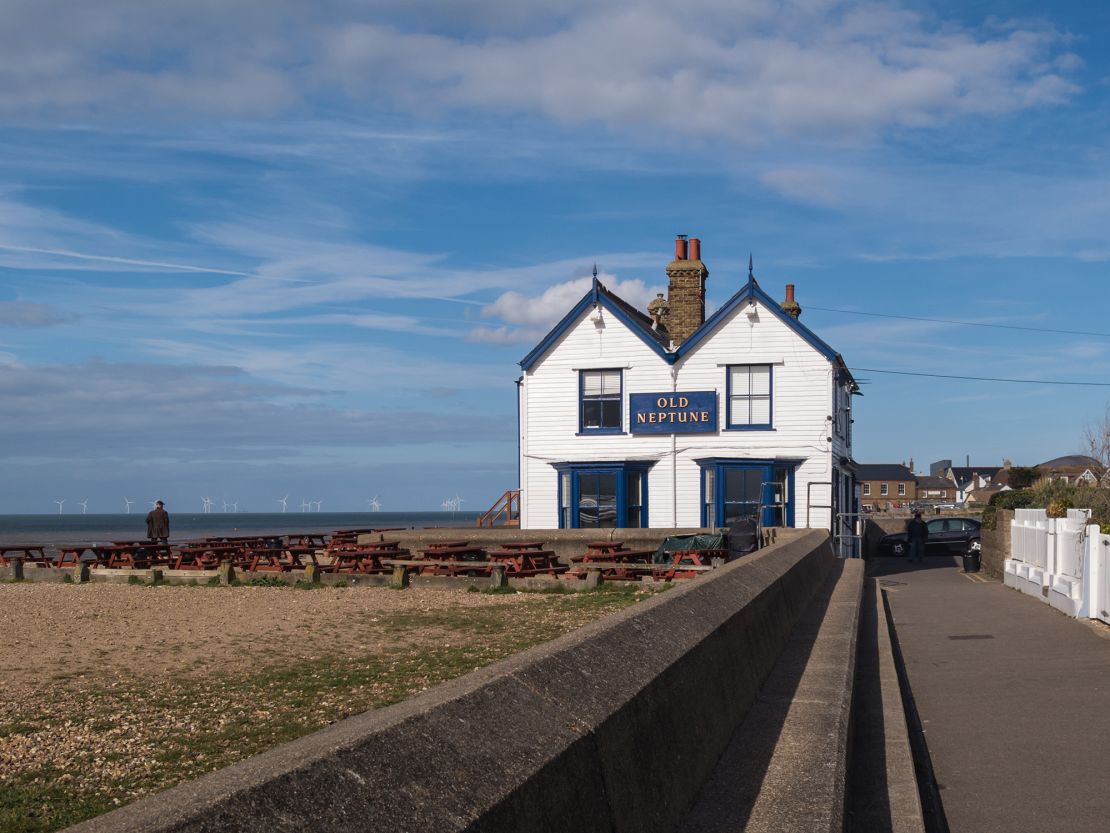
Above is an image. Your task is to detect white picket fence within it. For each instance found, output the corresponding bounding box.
[1006,507,1110,623]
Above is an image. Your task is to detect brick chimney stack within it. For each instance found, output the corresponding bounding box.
[781,283,802,319]
[665,235,708,346]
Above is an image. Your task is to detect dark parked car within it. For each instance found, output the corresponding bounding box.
[880,517,982,557]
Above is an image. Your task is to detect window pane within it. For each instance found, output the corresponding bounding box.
[750,365,770,395]
[730,366,749,395]
[729,395,748,424]
[582,400,602,428]
[582,371,603,396]
[750,396,770,424]
[600,370,620,396]
[627,472,641,507]
[600,399,621,429]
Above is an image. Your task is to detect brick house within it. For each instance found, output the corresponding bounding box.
[856,464,915,510]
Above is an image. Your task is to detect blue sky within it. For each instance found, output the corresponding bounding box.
[2,0,1109,513]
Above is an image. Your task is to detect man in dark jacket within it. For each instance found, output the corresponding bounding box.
[146,500,170,543]
[907,511,928,563]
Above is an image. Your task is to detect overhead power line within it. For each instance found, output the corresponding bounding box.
[808,305,1110,339]
[850,367,1110,387]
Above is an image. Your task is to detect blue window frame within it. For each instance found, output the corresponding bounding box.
[579,369,623,433]
[696,459,795,528]
[726,364,772,430]
[553,461,653,528]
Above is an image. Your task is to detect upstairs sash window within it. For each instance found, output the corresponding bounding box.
[727,364,772,429]
[580,369,622,432]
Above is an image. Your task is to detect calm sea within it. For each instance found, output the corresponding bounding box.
[0,512,480,548]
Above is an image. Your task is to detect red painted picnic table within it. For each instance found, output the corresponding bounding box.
[488,543,568,577]
[97,542,173,569]
[569,544,656,581]
[56,544,98,567]
[328,542,409,574]
[415,544,490,576]
[0,544,50,566]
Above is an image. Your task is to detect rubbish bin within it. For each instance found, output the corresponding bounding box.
[962,550,981,573]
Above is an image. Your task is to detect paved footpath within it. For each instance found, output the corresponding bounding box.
[870,555,1110,833]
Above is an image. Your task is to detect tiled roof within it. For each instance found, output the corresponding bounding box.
[914,475,952,489]
[856,464,915,481]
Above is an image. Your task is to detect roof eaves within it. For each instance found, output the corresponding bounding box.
[674,278,841,366]
[519,279,673,370]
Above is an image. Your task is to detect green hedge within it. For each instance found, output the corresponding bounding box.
[981,483,1110,530]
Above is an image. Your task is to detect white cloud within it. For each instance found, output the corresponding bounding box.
[0,1,1079,142]
[760,167,843,205]
[481,274,662,327]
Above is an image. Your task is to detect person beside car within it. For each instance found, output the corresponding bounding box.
[906,510,928,563]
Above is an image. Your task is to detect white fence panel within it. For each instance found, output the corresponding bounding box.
[1007,508,1050,601]
[1088,533,1110,625]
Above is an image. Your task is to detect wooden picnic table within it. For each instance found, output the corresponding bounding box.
[424,540,472,551]
[414,544,489,576]
[488,546,568,577]
[0,544,50,566]
[569,546,656,581]
[326,542,409,574]
[56,544,99,567]
[98,542,173,569]
[498,541,547,551]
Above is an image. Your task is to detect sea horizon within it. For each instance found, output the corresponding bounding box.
[0,511,482,548]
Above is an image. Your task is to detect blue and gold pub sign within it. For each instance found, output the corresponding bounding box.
[629,391,717,434]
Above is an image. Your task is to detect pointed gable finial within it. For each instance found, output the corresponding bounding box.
[592,262,598,279]
[748,252,754,280]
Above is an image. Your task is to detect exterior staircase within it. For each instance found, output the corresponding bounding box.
[476,489,520,527]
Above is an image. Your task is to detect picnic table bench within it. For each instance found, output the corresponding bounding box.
[326,541,409,574]
[0,544,50,566]
[411,544,490,576]
[100,542,173,569]
[569,544,656,581]
[488,542,567,577]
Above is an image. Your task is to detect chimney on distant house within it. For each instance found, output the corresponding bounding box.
[665,235,708,347]
[781,283,802,319]
[647,293,670,331]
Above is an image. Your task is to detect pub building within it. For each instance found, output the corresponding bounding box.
[516,235,859,536]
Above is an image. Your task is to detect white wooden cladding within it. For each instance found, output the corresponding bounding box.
[519,298,852,529]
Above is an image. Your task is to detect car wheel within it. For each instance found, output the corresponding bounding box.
[891,541,907,557]
[968,538,981,553]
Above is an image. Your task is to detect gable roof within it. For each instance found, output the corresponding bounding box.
[947,466,1002,487]
[519,279,671,370]
[521,274,856,391]
[856,464,915,481]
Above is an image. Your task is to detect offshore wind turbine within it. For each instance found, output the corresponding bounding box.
[300,499,310,512]
[55,499,66,514]
[123,497,134,514]
[367,496,381,512]
[78,499,88,515]
[312,499,322,512]
[277,495,288,513]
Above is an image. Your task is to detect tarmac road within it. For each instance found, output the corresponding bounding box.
[869,554,1110,833]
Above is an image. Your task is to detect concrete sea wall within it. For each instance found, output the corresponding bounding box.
[64,530,837,833]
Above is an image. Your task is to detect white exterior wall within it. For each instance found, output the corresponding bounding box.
[519,297,852,530]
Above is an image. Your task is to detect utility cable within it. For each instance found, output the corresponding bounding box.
[807,305,1110,339]
[850,367,1110,387]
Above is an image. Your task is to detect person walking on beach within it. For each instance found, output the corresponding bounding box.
[906,510,928,564]
[146,500,170,544]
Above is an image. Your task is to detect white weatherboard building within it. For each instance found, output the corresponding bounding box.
[516,236,859,541]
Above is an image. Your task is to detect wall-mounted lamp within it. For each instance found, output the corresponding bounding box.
[745,300,758,318]
[590,304,605,328]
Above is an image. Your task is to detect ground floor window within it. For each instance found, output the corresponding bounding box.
[696,459,795,528]
[553,461,654,528]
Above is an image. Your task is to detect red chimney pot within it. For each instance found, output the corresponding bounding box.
[689,237,701,260]
[785,283,795,303]
[674,235,688,260]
